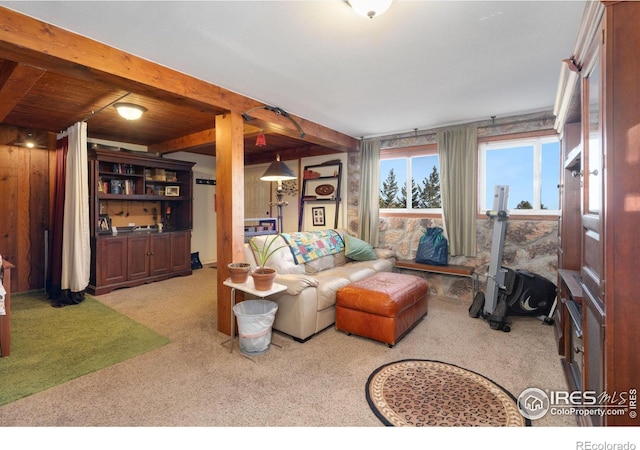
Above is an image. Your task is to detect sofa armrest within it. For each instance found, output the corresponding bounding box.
[374,247,396,259]
[274,274,319,296]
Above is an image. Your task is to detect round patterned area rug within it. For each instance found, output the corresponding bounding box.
[365,359,530,427]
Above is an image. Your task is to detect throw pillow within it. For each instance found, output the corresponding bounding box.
[344,235,376,261]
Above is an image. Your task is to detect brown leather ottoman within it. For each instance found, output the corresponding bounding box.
[335,272,428,347]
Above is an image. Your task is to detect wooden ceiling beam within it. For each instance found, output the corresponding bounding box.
[0,60,45,122]
[245,144,343,165]
[0,7,359,152]
[241,114,360,154]
[149,124,262,154]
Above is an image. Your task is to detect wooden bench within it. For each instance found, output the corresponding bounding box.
[395,259,478,293]
[396,260,474,276]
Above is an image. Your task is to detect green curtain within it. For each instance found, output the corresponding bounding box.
[437,126,477,257]
[357,138,380,246]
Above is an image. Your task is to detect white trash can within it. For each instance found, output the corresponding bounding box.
[233,300,278,355]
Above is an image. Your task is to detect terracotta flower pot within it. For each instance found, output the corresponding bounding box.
[252,267,276,291]
[228,262,251,284]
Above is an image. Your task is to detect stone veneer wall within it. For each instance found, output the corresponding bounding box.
[344,112,559,301]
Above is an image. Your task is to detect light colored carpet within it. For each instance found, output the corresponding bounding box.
[0,265,575,427]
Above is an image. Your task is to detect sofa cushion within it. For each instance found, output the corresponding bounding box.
[344,235,376,261]
[249,235,304,275]
[325,265,376,283]
[304,254,336,274]
[347,258,396,273]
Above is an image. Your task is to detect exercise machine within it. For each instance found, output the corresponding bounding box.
[469,185,557,331]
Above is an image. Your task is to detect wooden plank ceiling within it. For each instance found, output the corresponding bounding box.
[0,7,359,165]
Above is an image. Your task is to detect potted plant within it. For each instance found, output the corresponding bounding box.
[249,234,286,291]
[227,262,251,284]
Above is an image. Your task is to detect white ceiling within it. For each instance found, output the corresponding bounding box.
[1,0,586,138]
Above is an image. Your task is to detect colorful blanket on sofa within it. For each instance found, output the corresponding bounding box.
[280,230,345,264]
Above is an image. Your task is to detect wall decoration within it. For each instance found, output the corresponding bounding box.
[312,207,325,226]
[98,214,112,234]
[165,186,180,196]
[281,179,298,197]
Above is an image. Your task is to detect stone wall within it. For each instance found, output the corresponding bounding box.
[376,216,558,300]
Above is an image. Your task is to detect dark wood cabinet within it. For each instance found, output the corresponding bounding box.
[127,234,150,281]
[554,1,640,426]
[90,231,191,295]
[170,231,191,272]
[95,236,128,287]
[555,122,582,356]
[88,148,195,295]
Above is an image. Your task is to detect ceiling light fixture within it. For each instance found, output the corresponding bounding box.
[114,103,147,121]
[260,154,296,183]
[348,0,394,19]
[25,130,36,148]
[12,128,45,149]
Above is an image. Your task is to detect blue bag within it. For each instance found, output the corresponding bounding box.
[415,227,448,266]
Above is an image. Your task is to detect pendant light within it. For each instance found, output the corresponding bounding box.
[256,131,267,147]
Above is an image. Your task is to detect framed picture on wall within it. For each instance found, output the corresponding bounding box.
[312,207,325,226]
[165,186,180,197]
[98,214,112,234]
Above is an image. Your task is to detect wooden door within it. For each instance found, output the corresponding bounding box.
[149,233,171,277]
[244,165,272,219]
[170,231,191,272]
[128,235,150,280]
[580,27,605,426]
[97,236,128,286]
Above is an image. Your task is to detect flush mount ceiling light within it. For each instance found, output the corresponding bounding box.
[114,103,147,120]
[348,0,394,19]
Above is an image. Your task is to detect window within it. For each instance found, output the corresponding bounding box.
[478,135,560,214]
[379,146,441,212]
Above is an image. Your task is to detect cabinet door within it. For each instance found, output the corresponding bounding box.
[149,233,171,276]
[97,237,128,286]
[580,26,605,418]
[128,235,150,280]
[171,231,191,272]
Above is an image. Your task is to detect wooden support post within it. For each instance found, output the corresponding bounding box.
[215,112,246,335]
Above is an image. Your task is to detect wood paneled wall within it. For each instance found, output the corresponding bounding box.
[0,127,52,293]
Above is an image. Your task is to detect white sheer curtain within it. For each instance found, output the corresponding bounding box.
[437,126,477,257]
[59,122,90,293]
[357,138,381,246]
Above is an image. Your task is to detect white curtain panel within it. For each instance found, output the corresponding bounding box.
[59,122,90,292]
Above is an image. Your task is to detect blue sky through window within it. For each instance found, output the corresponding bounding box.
[381,139,559,211]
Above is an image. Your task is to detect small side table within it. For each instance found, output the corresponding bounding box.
[222,277,286,354]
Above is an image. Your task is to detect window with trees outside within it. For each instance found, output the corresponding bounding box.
[379,145,441,213]
[478,134,560,215]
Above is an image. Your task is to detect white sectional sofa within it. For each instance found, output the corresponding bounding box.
[243,229,396,342]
